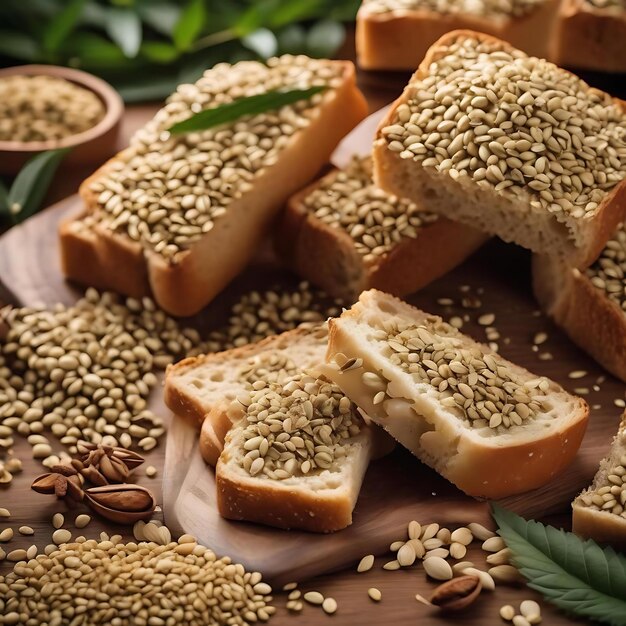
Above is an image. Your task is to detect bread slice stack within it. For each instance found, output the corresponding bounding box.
[217,373,371,532]
[60,56,368,316]
[533,225,626,383]
[573,412,626,548]
[278,156,488,301]
[373,31,626,267]
[356,0,562,70]
[165,326,329,465]
[324,290,589,499]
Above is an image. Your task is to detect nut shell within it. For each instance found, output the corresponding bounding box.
[430,575,482,611]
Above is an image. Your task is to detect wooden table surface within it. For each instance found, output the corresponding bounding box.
[1,36,625,625]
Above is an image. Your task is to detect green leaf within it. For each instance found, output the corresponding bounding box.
[42,0,86,55]
[105,7,142,58]
[266,0,324,28]
[114,73,179,103]
[0,179,9,216]
[173,0,205,51]
[492,504,626,626]
[0,31,39,61]
[306,19,345,58]
[140,41,180,63]
[8,149,70,224]
[276,24,306,55]
[232,0,277,37]
[137,1,181,37]
[63,32,129,69]
[242,28,277,58]
[168,86,326,134]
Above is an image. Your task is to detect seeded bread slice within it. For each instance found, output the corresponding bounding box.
[373,30,626,268]
[555,0,626,73]
[572,413,626,548]
[532,245,626,383]
[277,156,488,301]
[216,374,372,532]
[356,0,561,70]
[60,59,368,317]
[324,289,589,499]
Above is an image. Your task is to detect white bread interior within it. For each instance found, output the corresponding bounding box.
[324,290,589,499]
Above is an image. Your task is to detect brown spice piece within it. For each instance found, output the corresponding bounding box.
[430,575,482,611]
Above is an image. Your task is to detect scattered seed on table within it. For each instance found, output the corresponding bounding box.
[568,370,587,379]
[52,513,64,529]
[0,528,14,542]
[423,556,453,581]
[482,536,506,552]
[18,526,34,536]
[0,508,10,518]
[52,529,72,545]
[357,554,375,572]
[322,597,337,614]
[368,588,382,602]
[303,591,324,605]
[282,582,298,591]
[478,313,495,326]
[383,560,400,570]
[145,465,157,478]
[75,514,91,529]
[468,523,494,540]
[500,605,516,621]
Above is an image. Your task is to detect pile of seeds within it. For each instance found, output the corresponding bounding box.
[238,353,301,387]
[0,289,202,463]
[361,0,547,17]
[0,530,275,625]
[380,34,626,237]
[367,317,549,430]
[235,374,362,479]
[87,56,344,260]
[0,74,105,143]
[301,156,438,264]
[578,453,626,518]
[205,281,343,351]
[585,224,626,310]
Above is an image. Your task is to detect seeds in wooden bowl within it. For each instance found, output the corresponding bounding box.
[0,74,105,143]
[361,0,548,18]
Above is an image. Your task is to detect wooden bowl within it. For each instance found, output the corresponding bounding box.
[0,65,124,175]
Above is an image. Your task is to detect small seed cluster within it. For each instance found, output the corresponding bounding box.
[205,281,343,351]
[237,353,300,388]
[579,453,626,518]
[0,289,203,465]
[0,454,22,485]
[235,374,361,479]
[500,600,543,625]
[361,0,546,17]
[87,56,343,260]
[586,224,626,311]
[301,156,438,264]
[381,35,626,237]
[0,74,105,143]
[0,529,274,626]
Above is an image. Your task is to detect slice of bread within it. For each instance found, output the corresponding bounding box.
[356,0,562,70]
[277,156,488,301]
[572,412,626,548]
[533,227,626,382]
[60,56,368,317]
[373,30,626,267]
[216,373,371,532]
[555,0,626,73]
[324,289,589,499]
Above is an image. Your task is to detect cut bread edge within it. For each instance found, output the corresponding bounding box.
[60,61,368,316]
[372,30,626,268]
[532,254,626,383]
[324,289,589,499]
[572,413,626,548]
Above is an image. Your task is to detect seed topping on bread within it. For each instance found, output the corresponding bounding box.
[380,34,626,233]
[86,56,344,260]
[578,454,626,518]
[237,353,300,387]
[361,0,546,17]
[301,156,437,264]
[585,224,626,311]
[232,374,362,479]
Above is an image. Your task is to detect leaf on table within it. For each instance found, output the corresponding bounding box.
[42,0,87,55]
[7,148,70,225]
[305,19,345,58]
[492,504,626,626]
[173,0,206,51]
[242,28,278,58]
[168,86,326,134]
[0,31,39,61]
[140,41,180,64]
[137,1,182,37]
[105,7,143,58]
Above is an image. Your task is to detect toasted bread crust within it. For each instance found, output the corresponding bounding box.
[372,30,626,268]
[533,255,626,383]
[572,505,626,549]
[278,170,488,301]
[60,62,368,316]
[356,0,561,69]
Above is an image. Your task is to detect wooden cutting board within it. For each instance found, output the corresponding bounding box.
[1,193,623,585]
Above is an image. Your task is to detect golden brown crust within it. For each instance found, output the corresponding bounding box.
[356,0,561,70]
[372,30,626,269]
[532,255,626,383]
[556,0,626,73]
[59,62,368,317]
[278,170,488,301]
[573,504,626,549]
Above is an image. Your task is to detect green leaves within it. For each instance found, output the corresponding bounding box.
[4,149,69,225]
[492,505,626,626]
[105,7,142,58]
[168,86,326,135]
[306,20,346,57]
[43,0,86,55]
[173,0,206,51]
